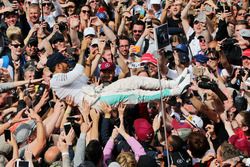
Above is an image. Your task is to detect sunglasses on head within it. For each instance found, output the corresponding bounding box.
[208,56,218,60]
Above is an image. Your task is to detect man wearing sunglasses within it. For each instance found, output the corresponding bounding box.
[41,0,63,28]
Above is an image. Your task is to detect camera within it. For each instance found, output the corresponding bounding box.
[221,38,237,49]
[145,18,153,28]
[58,22,68,32]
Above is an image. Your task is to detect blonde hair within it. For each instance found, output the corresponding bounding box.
[116,152,136,167]
[6,26,21,39]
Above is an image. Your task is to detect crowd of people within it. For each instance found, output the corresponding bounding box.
[0,0,250,166]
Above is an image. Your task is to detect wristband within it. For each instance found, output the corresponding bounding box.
[62,152,69,157]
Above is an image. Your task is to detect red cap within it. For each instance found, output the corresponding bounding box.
[133,118,154,142]
[141,53,157,66]
[100,62,115,71]
[242,49,250,58]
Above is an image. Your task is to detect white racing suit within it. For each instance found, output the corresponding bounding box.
[50,64,187,110]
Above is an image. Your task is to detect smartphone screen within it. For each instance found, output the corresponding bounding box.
[4,129,11,142]
[16,160,29,167]
[64,123,71,135]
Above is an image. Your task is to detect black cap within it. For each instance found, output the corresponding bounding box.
[49,32,64,44]
[4,10,18,17]
[46,52,67,71]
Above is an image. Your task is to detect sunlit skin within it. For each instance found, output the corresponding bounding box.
[29,6,41,25]
[133,24,144,41]
[5,13,18,27]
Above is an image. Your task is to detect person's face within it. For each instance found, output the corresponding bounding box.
[147,63,157,77]
[80,6,90,20]
[118,39,130,57]
[235,113,244,128]
[10,40,23,60]
[246,16,250,27]
[42,69,52,84]
[236,9,246,21]
[89,0,99,10]
[207,54,219,68]
[66,2,76,16]
[102,49,113,62]
[29,7,41,24]
[53,39,66,52]
[4,14,18,26]
[42,1,52,14]
[56,62,69,73]
[227,23,235,37]
[100,70,115,82]
[25,43,37,57]
[198,38,208,51]
[242,56,250,69]
[24,70,35,80]
[133,24,144,41]
[193,21,203,34]
[170,3,181,16]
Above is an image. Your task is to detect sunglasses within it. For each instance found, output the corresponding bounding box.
[81,10,90,14]
[89,0,98,3]
[11,43,23,48]
[238,12,246,16]
[199,38,206,43]
[53,39,64,44]
[208,57,218,60]
[242,56,250,60]
[133,30,143,33]
[42,3,51,6]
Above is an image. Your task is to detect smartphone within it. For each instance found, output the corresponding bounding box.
[130,45,141,53]
[145,18,153,28]
[64,122,71,135]
[66,116,80,122]
[4,129,11,142]
[15,160,30,167]
[48,101,55,108]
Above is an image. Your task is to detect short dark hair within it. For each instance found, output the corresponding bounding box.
[132,20,145,30]
[9,34,23,44]
[169,135,185,151]
[187,132,209,158]
[117,36,130,47]
[219,142,243,161]
[85,140,103,166]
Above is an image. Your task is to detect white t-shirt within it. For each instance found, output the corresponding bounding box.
[186,27,201,58]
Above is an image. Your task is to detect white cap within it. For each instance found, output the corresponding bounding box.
[240,29,250,38]
[84,27,96,37]
[185,115,204,129]
[150,0,161,4]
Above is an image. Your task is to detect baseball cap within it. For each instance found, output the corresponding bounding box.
[84,27,96,37]
[242,49,250,58]
[185,115,204,129]
[240,29,250,38]
[175,44,188,54]
[133,118,154,142]
[50,32,64,44]
[100,62,115,71]
[46,52,67,71]
[141,53,158,66]
[14,120,36,144]
[194,53,209,63]
[150,0,161,4]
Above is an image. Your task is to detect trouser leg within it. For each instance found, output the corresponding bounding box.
[92,88,173,109]
[102,76,173,93]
